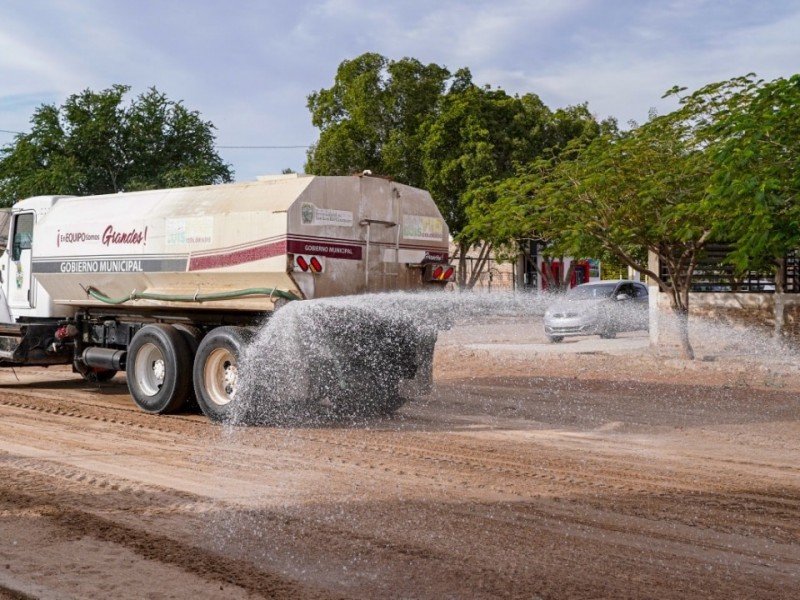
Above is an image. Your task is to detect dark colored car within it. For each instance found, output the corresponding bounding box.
[543,280,649,343]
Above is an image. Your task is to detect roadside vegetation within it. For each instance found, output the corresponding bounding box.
[305,55,798,357]
[0,85,232,202]
[0,54,796,357]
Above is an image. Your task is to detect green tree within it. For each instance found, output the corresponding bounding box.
[662,74,799,336]
[306,54,606,291]
[305,52,450,187]
[420,71,557,288]
[537,110,721,358]
[0,85,232,204]
[722,75,800,270]
[462,104,606,291]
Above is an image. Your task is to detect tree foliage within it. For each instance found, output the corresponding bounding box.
[490,73,799,356]
[687,75,800,280]
[306,54,586,289]
[305,53,450,188]
[0,85,232,204]
[418,73,598,288]
[461,104,606,290]
[664,74,800,336]
[306,56,799,348]
[421,71,551,239]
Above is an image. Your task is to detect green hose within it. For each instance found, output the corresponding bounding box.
[84,285,301,305]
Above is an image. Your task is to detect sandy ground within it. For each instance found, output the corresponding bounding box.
[0,316,798,599]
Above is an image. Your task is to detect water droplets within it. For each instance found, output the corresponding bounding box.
[232,291,549,425]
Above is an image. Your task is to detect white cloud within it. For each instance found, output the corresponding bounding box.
[480,1,800,125]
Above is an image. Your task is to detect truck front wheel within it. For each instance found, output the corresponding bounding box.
[127,324,192,414]
[193,326,253,423]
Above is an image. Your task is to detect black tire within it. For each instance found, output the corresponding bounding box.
[173,324,204,356]
[127,324,193,414]
[193,326,253,423]
[599,331,617,339]
[173,324,205,409]
[547,335,564,343]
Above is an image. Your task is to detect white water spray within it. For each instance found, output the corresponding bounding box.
[230,289,797,425]
[233,291,551,425]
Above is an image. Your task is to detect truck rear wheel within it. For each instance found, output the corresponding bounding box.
[127,324,192,414]
[173,324,204,355]
[173,324,205,409]
[193,326,253,423]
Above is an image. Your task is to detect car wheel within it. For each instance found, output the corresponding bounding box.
[547,335,564,343]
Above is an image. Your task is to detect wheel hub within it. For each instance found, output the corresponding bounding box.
[223,362,238,397]
[152,359,166,383]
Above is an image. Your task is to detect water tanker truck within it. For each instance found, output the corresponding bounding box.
[0,174,453,422]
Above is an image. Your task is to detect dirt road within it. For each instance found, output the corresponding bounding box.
[1,318,798,599]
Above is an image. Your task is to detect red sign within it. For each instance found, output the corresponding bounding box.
[287,240,362,260]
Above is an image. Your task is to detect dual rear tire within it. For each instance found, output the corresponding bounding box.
[192,326,253,423]
[126,321,407,423]
[126,324,251,420]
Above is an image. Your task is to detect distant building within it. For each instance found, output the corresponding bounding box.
[451,240,604,291]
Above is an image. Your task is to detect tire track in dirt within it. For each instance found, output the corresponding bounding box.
[5,382,798,545]
[2,360,799,599]
[0,465,344,600]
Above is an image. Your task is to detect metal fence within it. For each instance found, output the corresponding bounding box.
[659,245,799,293]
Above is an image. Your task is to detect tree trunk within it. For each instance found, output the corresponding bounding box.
[773,257,786,339]
[456,241,469,290]
[666,282,694,360]
[537,256,572,292]
[561,262,576,290]
[672,305,694,360]
[537,257,554,290]
[465,242,492,290]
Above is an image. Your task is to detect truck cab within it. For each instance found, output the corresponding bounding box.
[1,197,74,322]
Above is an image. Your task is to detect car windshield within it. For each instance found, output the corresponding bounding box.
[566,283,617,300]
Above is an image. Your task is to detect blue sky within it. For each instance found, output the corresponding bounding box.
[1,0,798,183]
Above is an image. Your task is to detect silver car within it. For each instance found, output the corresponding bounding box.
[543,280,649,343]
